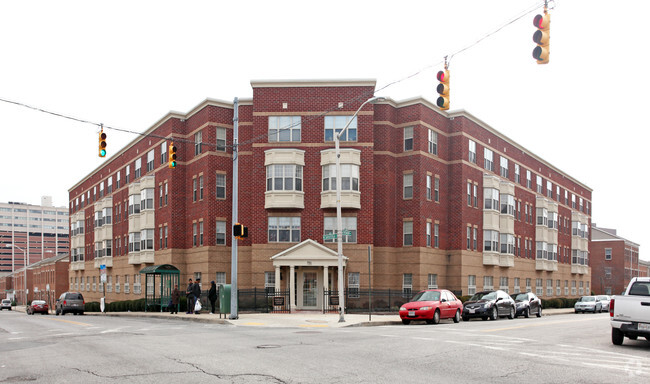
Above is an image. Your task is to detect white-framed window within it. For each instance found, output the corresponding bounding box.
[483,276,494,290]
[514,163,520,184]
[402,273,413,298]
[325,115,357,142]
[579,197,583,212]
[104,239,112,257]
[403,173,413,199]
[605,248,612,260]
[160,142,167,164]
[135,158,141,179]
[322,164,359,191]
[115,275,120,293]
[348,272,360,298]
[434,177,440,202]
[216,127,226,151]
[547,279,553,296]
[147,149,154,172]
[473,184,478,207]
[428,129,437,155]
[403,221,413,246]
[427,222,432,247]
[216,173,226,199]
[107,275,113,293]
[536,278,543,296]
[93,276,97,292]
[116,171,121,189]
[467,182,472,206]
[128,193,141,215]
[428,274,438,289]
[323,216,357,243]
[107,177,113,194]
[199,175,204,200]
[548,211,558,230]
[269,116,301,142]
[565,280,569,296]
[536,241,548,260]
[579,281,584,295]
[268,217,301,242]
[468,275,476,295]
[216,272,226,285]
[404,126,413,151]
[526,170,531,189]
[547,181,553,198]
[526,278,532,292]
[500,157,508,178]
[572,194,576,209]
[134,274,142,294]
[536,175,543,194]
[199,221,204,246]
[466,226,471,249]
[434,224,439,248]
[556,279,561,296]
[99,181,104,198]
[473,228,478,250]
[265,272,276,294]
[140,229,154,251]
[484,148,494,171]
[193,178,197,202]
[484,230,499,252]
[140,188,154,211]
[128,232,141,252]
[536,207,548,226]
[484,188,499,210]
[193,223,197,246]
[80,277,85,291]
[124,275,130,294]
[427,175,432,200]
[194,130,202,155]
[468,140,476,163]
[513,277,520,293]
[500,276,509,293]
[500,234,515,254]
[267,164,303,191]
[500,194,515,216]
[571,280,577,295]
[556,185,561,202]
[216,221,226,245]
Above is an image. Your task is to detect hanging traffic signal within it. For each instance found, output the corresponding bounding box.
[168,142,177,168]
[233,223,248,239]
[436,69,450,110]
[98,130,107,157]
[532,11,550,64]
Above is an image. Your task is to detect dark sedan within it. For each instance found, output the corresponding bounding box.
[27,300,49,315]
[462,290,516,321]
[510,292,542,318]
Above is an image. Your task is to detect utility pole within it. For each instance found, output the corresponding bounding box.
[229,97,239,320]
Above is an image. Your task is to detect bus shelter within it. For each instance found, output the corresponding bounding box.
[139,264,180,312]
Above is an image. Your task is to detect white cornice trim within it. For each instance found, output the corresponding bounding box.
[251,79,376,88]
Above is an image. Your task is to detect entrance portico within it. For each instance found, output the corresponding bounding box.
[271,239,348,312]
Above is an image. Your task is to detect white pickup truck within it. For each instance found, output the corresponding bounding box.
[610,277,650,345]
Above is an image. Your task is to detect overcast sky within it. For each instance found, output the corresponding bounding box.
[0,0,647,258]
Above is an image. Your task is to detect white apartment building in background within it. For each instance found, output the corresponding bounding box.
[0,196,69,274]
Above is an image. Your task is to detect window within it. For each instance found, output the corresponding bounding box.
[484,148,493,171]
[434,177,440,202]
[428,129,437,155]
[216,272,226,285]
[484,230,499,252]
[216,174,226,199]
[128,193,141,215]
[605,248,612,260]
[216,127,226,151]
[473,228,477,250]
[484,188,499,210]
[135,159,141,179]
[265,272,276,294]
[434,224,439,248]
[525,278,532,293]
[526,170,531,189]
[199,175,204,200]
[348,273,360,298]
[128,232,141,252]
[216,221,226,245]
[402,274,413,298]
[468,275,476,295]
[579,281,584,295]
[140,188,154,211]
[324,217,357,243]
[403,173,413,199]
[500,194,515,216]
[514,278,520,293]
[547,211,558,230]
[140,229,154,251]
[604,267,612,279]
[404,126,413,151]
[193,178,197,202]
[322,164,358,192]
[267,164,303,191]
[159,227,163,249]
[427,175,432,200]
[536,241,548,259]
[557,186,560,202]
[547,279,553,296]
[325,115,357,142]
[547,181,553,198]
[500,277,509,293]
[107,177,113,194]
[556,279,562,296]
[514,164,520,184]
[468,140,476,163]
[165,182,168,205]
[193,223,197,246]
[100,182,104,198]
[403,221,413,246]
[536,175,543,194]
[467,182,472,206]
[571,280,577,295]
[427,222,432,247]
[428,274,438,289]
[160,142,167,164]
[116,171,121,189]
[194,131,202,155]
[500,234,515,254]
[102,207,112,225]
[268,217,301,242]
[164,226,168,248]
[572,194,576,209]
[483,276,494,290]
[536,207,548,226]
[159,185,163,208]
[500,157,508,178]
[147,149,154,172]
[473,185,478,207]
[199,221,204,246]
[466,226,471,249]
[269,116,301,142]
[536,278,543,296]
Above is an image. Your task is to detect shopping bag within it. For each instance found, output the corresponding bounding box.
[194,300,202,312]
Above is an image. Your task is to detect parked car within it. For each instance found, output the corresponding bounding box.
[462,290,515,321]
[1,298,11,311]
[510,292,542,318]
[27,300,49,315]
[611,277,650,345]
[55,292,85,315]
[574,296,601,313]
[399,289,463,325]
[597,295,611,312]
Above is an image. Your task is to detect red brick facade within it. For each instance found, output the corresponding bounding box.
[591,226,641,295]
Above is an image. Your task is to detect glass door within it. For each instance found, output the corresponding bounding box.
[302,272,317,308]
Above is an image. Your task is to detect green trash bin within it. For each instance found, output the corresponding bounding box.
[219,284,231,315]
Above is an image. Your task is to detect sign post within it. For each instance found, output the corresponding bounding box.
[100,265,106,313]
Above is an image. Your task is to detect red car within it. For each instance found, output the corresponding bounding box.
[27,300,49,315]
[399,289,463,325]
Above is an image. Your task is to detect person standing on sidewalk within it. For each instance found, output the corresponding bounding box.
[208,281,217,314]
[193,278,202,314]
[170,285,180,314]
[186,278,195,314]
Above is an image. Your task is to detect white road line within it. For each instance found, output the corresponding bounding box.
[8,337,24,340]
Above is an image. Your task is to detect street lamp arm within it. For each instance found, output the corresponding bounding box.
[335,96,384,142]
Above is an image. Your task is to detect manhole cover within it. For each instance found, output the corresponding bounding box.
[256,344,281,349]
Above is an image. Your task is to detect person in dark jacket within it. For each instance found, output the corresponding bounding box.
[186,278,194,314]
[193,278,202,314]
[208,281,218,314]
[170,285,180,314]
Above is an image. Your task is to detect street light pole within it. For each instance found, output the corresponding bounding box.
[334,95,384,323]
[6,244,27,305]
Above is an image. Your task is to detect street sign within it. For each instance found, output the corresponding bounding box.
[342,229,352,236]
[323,233,337,240]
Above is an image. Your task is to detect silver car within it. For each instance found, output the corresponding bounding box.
[597,295,611,312]
[574,296,602,313]
[0,298,11,310]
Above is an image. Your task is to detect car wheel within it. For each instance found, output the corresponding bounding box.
[490,307,498,321]
[462,315,469,322]
[453,310,460,323]
[432,310,440,325]
[401,319,411,325]
[80,312,84,316]
[61,310,66,316]
[507,306,515,320]
[612,328,624,345]
[537,307,542,318]
[524,307,530,318]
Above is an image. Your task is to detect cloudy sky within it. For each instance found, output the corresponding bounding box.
[0,0,647,258]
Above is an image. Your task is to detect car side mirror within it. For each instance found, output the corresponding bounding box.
[496,297,502,302]
[441,298,447,302]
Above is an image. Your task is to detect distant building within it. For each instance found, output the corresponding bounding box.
[591,225,642,295]
[0,197,69,274]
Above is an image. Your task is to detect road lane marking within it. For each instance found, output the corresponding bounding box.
[480,317,602,332]
[242,322,265,326]
[45,318,93,326]
[8,337,24,340]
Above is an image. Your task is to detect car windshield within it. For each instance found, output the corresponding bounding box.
[580,296,595,302]
[469,292,496,301]
[411,291,441,302]
[512,293,529,301]
[2,299,10,303]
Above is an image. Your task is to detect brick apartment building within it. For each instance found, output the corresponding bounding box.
[591,225,642,295]
[67,79,592,311]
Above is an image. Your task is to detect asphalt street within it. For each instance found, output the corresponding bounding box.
[1,310,649,383]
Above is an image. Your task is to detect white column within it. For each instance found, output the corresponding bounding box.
[274,266,281,294]
[289,265,295,313]
[323,266,329,292]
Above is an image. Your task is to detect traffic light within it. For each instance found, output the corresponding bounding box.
[436,69,450,110]
[532,11,550,64]
[233,223,248,239]
[168,142,177,168]
[98,130,107,157]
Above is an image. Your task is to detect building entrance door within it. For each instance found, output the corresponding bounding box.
[302,271,318,308]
